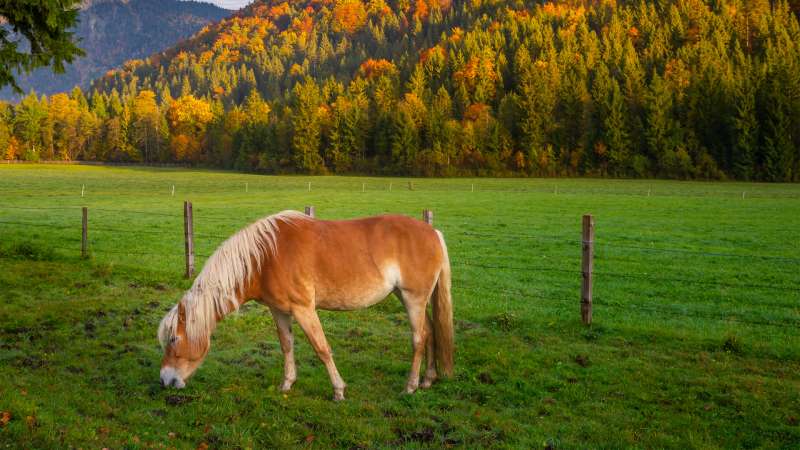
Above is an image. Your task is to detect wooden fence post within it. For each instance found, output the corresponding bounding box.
[305,206,315,218]
[423,209,433,225]
[184,201,194,278]
[581,214,594,325]
[81,207,88,258]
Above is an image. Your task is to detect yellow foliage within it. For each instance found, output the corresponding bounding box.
[463,103,490,122]
[358,59,397,79]
[419,46,446,65]
[4,137,20,160]
[171,134,201,162]
[453,55,498,89]
[199,51,214,65]
[213,17,271,54]
[333,0,368,34]
[449,27,463,43]
[167,95,214,137]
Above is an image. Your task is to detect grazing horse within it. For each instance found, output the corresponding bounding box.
[158,211,453,400]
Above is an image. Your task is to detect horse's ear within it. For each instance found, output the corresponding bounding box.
[178,302,186,324]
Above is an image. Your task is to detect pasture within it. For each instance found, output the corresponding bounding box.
[0,165,798,448]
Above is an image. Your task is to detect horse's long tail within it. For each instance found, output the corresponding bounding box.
[432,230,454,377]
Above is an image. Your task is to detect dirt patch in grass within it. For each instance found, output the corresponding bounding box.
[165,395,196,406]
[721,335,744,354]
[16,355,48,369]
[477,372,495,385]
[392,426,435,445]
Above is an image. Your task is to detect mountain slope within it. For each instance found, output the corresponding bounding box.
[0,0,230,100]
[87,0,800,180]
[3,0,800,181]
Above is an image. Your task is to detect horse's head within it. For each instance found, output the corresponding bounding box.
[158,301,209,388]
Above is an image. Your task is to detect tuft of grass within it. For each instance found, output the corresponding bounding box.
[489,312,518,331]
[1,241,56,261]
[91,261,115,279]
[721,334,744,354]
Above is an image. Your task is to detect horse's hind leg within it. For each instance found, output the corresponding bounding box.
[269,307,296,392]
[399,288,431,394]
[293,306,347,401]
[420,311,437,389]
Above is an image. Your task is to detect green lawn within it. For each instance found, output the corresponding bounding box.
[0,165,798,448]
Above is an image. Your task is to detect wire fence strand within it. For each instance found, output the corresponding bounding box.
[3,206,798,331]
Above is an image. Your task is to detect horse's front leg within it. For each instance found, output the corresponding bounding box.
[270,307,296,392]
[293,306,347,401]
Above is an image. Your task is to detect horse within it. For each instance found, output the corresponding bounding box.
[157,210,453,400]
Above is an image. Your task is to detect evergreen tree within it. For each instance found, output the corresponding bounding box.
[290,78,324,173]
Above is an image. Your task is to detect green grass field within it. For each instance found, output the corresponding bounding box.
[1,165,798,448]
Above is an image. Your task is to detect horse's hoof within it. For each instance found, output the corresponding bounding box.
[280,380,295,392]
[403,385,418,395]
[333,389,345,401]
[420,379,434,389]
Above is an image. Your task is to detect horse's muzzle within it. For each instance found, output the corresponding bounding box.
[160,366,186,389]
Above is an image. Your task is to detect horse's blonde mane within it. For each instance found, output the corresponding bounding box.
[158,210,308,348]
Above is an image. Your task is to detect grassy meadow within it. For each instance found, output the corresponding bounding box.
[0,164,799,448]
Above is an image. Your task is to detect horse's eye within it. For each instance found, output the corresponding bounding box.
[169,336,178,345]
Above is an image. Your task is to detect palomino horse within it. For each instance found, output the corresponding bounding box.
[158,211,453,400]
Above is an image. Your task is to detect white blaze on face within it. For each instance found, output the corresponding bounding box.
[160,366,186,389]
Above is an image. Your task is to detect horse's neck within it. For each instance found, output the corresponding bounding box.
[188,261,262,332]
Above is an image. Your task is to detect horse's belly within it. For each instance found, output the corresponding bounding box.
[315,263,400,311]
[315,283,394,311]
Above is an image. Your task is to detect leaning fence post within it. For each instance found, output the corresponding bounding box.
[581,214,594,325]
[184,201,194,278]
[423,209,433,225]
[304,206,315,218]
[81,207,88,258]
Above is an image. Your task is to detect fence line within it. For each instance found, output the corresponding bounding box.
[2,203,798,331]
[455,279,576,302]
[91,208,180,218]
[455,230,582,244]
[0,205,83,211]
[4,209,796,268]
[4,171,800,199]
[0,220,74,229]
[455,260,579,275]
[595,271,800,292]
[4,205,795,262]
[599,243,800,262]
[595,299,798,329]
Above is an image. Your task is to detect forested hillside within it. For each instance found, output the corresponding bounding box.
[0,0,230,100]
[1,0,799,180]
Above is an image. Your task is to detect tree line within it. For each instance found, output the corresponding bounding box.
[1,0,799,180]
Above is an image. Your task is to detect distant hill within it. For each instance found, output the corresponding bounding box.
[0,0,230,100]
